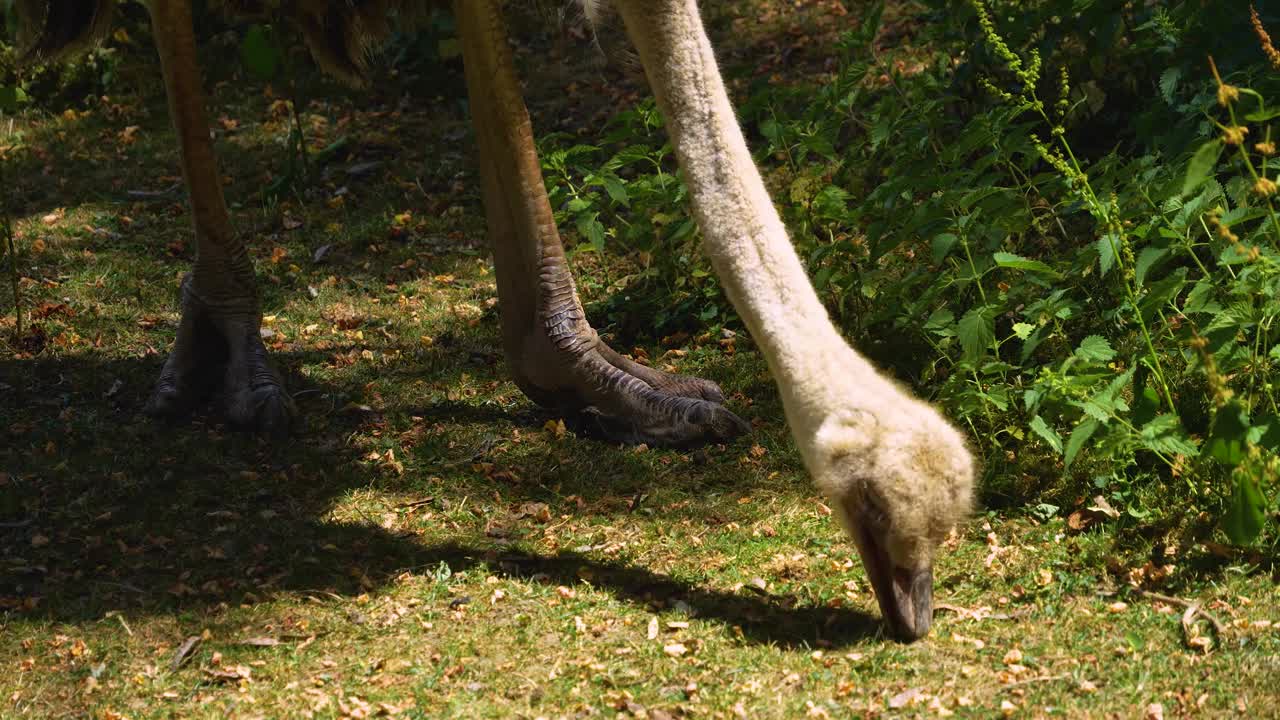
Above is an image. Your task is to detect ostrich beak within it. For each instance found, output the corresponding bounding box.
[852,526,934,641]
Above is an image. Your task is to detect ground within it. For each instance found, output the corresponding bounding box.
[1,2,1278,718]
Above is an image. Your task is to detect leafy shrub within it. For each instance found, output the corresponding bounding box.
[538,1,1279,545]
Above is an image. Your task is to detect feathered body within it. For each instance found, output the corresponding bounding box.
[14,0,444,85]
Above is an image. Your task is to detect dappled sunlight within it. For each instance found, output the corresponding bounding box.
[3,0,1280,717]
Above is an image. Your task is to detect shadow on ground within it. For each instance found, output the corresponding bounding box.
[0,347,876,650]
[0,1,892,653]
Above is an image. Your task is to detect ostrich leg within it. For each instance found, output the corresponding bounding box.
[452,0,747,446]
[613,0,974,639]
[143,0,293,434]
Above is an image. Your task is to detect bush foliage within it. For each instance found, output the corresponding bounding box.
[536,1,1280,547]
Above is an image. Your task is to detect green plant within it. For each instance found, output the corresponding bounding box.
[538,100,730,335]
[532,0,1278,545]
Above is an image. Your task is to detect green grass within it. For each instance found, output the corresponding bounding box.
[2,3,1279,718]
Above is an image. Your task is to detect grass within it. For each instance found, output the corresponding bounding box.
[2,2,1279,717]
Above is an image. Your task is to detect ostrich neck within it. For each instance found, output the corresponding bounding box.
[617,0,886,434]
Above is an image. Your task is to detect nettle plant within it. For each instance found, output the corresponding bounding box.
[959,0,1279,543]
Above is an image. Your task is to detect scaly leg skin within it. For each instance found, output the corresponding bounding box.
[453,0,747,447]
[143,0,293,436]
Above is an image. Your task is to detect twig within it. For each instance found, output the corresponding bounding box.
[1133,588,1226,637]
[125,186,182,200]
[0,517,34,529]
[170,635,202,672]
[94,580,146,594]
[105,611,134,637]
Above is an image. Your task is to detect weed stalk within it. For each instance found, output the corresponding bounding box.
[971,0,1177,413]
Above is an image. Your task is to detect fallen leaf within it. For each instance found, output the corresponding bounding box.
[544,418,567,439]
[203,664,251,684]
[518,502,552,523]
[237,637,280,647]
[1067,510,1090,531]
[888,687,923,709]
[170,635,202,671]
[1088,495,1120,519]
[950,632,985,650]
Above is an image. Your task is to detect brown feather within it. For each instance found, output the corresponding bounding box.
[278,0,443,87]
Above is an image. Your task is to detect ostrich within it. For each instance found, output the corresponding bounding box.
[14,0,975,640]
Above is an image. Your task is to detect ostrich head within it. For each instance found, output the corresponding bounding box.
[808,399,975,641]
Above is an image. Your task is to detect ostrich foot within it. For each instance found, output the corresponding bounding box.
[518,335,748,448]
[145,275,295,437]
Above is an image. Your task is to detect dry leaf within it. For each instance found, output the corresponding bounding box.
[170,635,202,671]
[237,637,280,647]
[519,502,552,523]
[544,418,567,439]
[1088,495,1120,519]
[203,665,251,684]
[888,687,923,709]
